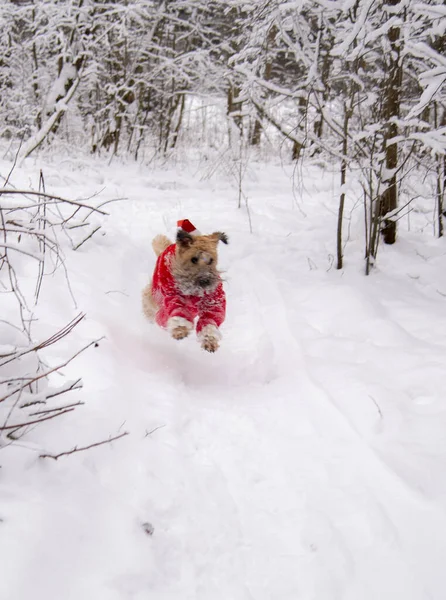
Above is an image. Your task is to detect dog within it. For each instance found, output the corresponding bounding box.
[142,220,228,352]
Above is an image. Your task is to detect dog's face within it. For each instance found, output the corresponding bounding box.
[172,230,228,296]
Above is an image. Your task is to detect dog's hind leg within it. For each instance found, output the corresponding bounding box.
[142,283,158,322]
[152,234,172,257]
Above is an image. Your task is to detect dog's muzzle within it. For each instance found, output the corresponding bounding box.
[198,277,211,288]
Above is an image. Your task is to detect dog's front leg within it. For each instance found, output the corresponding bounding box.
[167,316,193,340]
[198,324,222,353]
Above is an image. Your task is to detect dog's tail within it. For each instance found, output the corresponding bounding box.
[152,234,172,257]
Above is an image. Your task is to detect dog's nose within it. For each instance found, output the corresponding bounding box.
[201,253,213,265]
[198,278,211,288]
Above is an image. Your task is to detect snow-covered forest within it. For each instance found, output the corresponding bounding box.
[1,1,446,599]
[1,0,445,258]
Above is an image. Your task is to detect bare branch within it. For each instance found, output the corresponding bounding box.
[0,243,43,261]
[39,431,129,460]
[28,400,84,416]
[144,424,166,437]
[0,407,76,431]
[0,314,85,366]
[73,226,101,251]
[0,190,108,215]
[0,337,102,403]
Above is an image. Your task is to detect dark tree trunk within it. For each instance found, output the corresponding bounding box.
[337,102,351,269]
[292,96,307,161]
[227,85,243,132]
[250,117,262,146]
[378,0,402,245]
[436,104,446,237]
[250,27,276,147]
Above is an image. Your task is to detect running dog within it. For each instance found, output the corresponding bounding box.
[142,220,228,352]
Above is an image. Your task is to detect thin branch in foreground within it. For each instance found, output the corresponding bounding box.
[72,226,101,251]
[2,136,23,187]
[28,400,84,416]
[144,424,166,437]
[0,313,85,365]
[81,196,127,223]
[105,290,129,296]
[0,337,102,403]
[0,243,43,261]
[39,431,129,460]
[0,190,109,215]
[0,407,75,430]
[44,379,83,400]
[368,395,383,419]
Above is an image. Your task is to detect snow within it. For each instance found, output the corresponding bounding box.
[406,66,446,120]
[43,63,79,117]
[2,153,446,599]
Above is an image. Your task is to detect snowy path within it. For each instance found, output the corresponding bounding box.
[2,159,446,599]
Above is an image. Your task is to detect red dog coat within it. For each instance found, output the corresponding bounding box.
[152,244,226,334]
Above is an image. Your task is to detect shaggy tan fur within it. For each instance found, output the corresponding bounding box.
[171,231,225,297]
[141,235,172,321]
[141,282,157,322]
[152,234,171,257]
[142,229,227,351]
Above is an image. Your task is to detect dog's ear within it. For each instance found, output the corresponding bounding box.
[176,228,194,248]
[211,232,229,245]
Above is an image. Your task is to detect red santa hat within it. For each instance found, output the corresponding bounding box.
[177,219,201,235]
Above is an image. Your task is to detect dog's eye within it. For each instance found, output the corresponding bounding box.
[209,258,214,265]
[191,256,198,264]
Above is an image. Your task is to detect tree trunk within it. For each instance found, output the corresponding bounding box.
[250,27,276,147]
[313,19,333,149]
[227,84,243,132]
[337,102,351,269]
[250,118,262,147]
[19,60,83,162]
[292,97,307,161]
[436,104,446,237]
[378,0,402,245]
[170,93,186,151]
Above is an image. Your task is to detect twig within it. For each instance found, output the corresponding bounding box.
[2,137,23,186]
[0,337,102,403]
[72,226,101,251]
[144,424,166,437]
[0,407,75,430]
[105,290,129,296]
[80,196,127,223]
[28,400,84,416]
[307,257,317,270]
[44,380,83,400]
[0,314,85,366]
[35,170,47,303]
[18,400,46,409]
[0,190,108,215]
[3,227,58,246]
[369,395,383,419]
[66,222,90,230]
[39,431,129,460]
[0,243,43,261]
[2,384,25,431]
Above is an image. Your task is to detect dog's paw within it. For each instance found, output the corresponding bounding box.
[202,336,219,353]
[198,324,221,353]
[171,325,191,340]
[167,316,193,340]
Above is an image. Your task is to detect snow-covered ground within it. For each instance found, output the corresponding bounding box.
[2,153,446,600]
